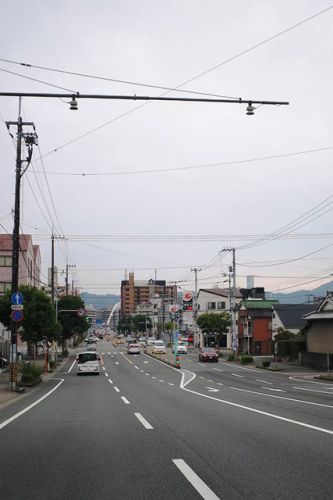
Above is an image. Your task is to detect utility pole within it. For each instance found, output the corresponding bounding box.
[6,98,38,390]
[191,268,201,348]
[65,264,76,295]
[51,230,55,304]
[220,247,237,353]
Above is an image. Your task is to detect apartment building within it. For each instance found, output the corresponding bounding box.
[0,234,42,295]
[120,272,176,316]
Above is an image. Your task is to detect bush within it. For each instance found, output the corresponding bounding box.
[20,363,43,385]
[218,351,224,357]
[240,355,253,364]
[262,360,270,368]
[227,354,235,362]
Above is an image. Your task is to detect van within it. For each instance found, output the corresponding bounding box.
[76,352,100,375]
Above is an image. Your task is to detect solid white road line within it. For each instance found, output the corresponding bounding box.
[114,387,120,393]
[179,371,333,435]
[229,386,333,409]
[172,459,220,500]
[0,379,64,430]
[256,380,273,385]
[262,388,285,392]
[134,412,153,430]
[293,386,333,395]
[108,379,113,384]
[121,396,130,404]
[67,360,76,373]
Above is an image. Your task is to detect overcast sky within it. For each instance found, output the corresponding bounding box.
[1,1,333,299]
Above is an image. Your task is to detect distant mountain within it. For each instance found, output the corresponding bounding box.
[266,280,333,304]
[80,292,120,310]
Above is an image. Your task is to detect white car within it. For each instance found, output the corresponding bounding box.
[76,352,100,375]
[172,342,187,354]
[127,343,141,355]
[152,340,166,354]
[147,337,156,346]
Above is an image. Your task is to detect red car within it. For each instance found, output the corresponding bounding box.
[199,347,218,363]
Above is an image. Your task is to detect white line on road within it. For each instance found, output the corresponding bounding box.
[207,379,213,382]
[134,412,153,430]
[256,380,273,385]
[115,362,119,366]
[179,371,333,435]
[152,376,157,379]
[200,376,205,379]
[159,379,165,383]
[66,360,76,373]
[229,386,333,408]
[108,379,113,384]
[102,366,106,371]
[232,374,244,378]
[105,372,108,377]
[293,386,333,395]
[172,459,220,500]
[145,373,150,376]
[134,366,139,370]
[140,370,144,373]
[144,361,149,364]
[0,379,64,430]
[262,387,285,392]
[198,363,206,367]
[213,368,223,372]
[206,387,220,393]
[217,383,224,386]
[114,387,120,393]
[121,396,130,404]
[168,382,174,386]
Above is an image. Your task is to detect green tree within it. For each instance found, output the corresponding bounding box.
[131,314,152,334]
[117,315,133,334]
[0,285,57,355]
[57,295,89,352]
[196,312,231,346]
[164,321,174,341]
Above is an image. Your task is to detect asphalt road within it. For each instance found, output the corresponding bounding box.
[0,340,332,499]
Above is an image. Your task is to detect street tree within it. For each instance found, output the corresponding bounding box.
[57,295,89,352]
[196,312,231,347]
[131,314,152,334]
[0,285,58,355]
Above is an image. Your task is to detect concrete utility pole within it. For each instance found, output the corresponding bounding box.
[65,264,76,295]
[51,230,55,304]
[221,247,237,353]
[191,268,202,347]
[6,98,38,390]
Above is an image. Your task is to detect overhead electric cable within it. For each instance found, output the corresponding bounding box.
[30,145,333,176]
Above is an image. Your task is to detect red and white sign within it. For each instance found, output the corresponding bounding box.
[183,291,193,302]
[169,304,179,313]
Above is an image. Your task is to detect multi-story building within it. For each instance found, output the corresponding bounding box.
[120,272,176,316]
[0,234,42,295]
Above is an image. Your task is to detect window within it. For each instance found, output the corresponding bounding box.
[207,302,216,310]
[0,256,12,267]
[217,301,225,310]
[0,282,11,293]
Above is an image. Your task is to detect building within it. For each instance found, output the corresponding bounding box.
[0,234,42,295]
[120,272,176,316]
[300,293,333,370]
[238,299,279,355]
[272,303,315,338]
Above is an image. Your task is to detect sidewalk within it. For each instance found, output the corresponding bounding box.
[0,351,75,408]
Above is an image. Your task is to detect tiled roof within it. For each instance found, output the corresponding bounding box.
[242,299,279,309]
[0,234,32,251]
[199,288,243,299]
[273,303,315,329]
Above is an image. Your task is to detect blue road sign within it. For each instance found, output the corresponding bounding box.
[11,292,23,306]
[11,309,24,322]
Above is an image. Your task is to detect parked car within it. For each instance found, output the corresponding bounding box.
[152,340,166,354]
[199,347,218,362]
[76,352,100,375]
[127,343,141,355]
[172,342,188,354]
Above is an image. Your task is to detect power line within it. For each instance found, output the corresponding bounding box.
[29,145,333,177]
